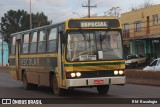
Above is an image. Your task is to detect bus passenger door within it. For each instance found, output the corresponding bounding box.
[57,32,65,87]
[15,40,20,80]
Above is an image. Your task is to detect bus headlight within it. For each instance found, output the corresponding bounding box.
[71,73,76,77]
[119,70,124,75]
[76,72,81,77]
[114,70,119,75]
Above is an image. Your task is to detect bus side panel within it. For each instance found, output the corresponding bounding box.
[26,71,38,84]
[37,55,57,86]
[19,54,38,84]
[10,70,18,80]
[38,72,50,86]
[9,57,19,80]
[37,54,50,86]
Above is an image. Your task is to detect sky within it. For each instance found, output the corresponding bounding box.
[0,0,160,24]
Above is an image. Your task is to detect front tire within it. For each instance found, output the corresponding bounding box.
[97,85,109,95]
[52,74,65,96]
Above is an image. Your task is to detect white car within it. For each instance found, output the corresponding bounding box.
[143,58,160,71]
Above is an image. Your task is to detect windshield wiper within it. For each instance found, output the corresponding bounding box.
[78,29,89,41]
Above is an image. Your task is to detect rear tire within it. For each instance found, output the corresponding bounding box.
[97,85,109,95]
[22,72,32,90]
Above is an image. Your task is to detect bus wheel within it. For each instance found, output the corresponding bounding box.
[97,85,109,95]
[52,74,64,96]
[22,72,32,90]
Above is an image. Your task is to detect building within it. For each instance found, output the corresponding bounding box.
[121,4,160,60]
[0,38,9,66]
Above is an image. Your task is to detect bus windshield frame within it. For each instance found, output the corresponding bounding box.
[66,29,123,62]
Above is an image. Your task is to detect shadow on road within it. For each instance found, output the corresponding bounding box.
[33,86,117,98]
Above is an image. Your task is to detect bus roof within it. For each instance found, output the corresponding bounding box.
[10,21,65,37]
[11,17,121,37]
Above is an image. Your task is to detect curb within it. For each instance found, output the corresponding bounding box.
[126,70,160,86]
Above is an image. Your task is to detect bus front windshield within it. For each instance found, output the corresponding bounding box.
[66,30,123,61]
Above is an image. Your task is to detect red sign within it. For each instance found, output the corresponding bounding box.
[94,80,104,84]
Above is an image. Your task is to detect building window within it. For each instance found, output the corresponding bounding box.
[123,23,129,31]
[134,21,142,32]
[47,28,57,53]
[11,37,16,55]
[22,34,29,54]
[30,32,37,53]
[123,23,130,38]
[38,30,46,53]
[153,14,158,25]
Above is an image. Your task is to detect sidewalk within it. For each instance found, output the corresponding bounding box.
[0,66,9,72]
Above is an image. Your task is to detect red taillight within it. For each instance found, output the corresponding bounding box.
[66,73,71,78]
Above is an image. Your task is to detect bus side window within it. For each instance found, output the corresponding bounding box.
[38,30,46,53]
[30,32,37,53]
[22,34,29,54]
[47,28,57,53]
[11,37,16,55]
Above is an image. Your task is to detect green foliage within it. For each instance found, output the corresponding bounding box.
[1,10,28,33]
[0,9,51,43]
[105,7,121,18]
[32,12,51,28]
[131,0,153,11]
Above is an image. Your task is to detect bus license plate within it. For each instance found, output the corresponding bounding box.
[94,80,104,84]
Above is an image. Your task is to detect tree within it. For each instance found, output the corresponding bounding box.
[0,9,51,43]
[131,0,153,11]
[0,9,30,43]
[105,7,121,18]
[32,12,51,28]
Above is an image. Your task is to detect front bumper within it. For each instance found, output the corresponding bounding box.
[66,76,126,88]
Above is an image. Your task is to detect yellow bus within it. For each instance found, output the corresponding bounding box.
[9,18,125,96]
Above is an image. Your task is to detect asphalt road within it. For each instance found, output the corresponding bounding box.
[0,72,160,107]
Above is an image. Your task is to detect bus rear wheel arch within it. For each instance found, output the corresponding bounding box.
[22,71,37,90]
[22,72,32,90]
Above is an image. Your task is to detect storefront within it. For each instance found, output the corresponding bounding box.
[151,38,160,59]
[123,39,146,57]
[123,37,160,61]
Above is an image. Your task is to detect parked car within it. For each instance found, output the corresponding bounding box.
[143,58,160,71]
[125,54,147,68]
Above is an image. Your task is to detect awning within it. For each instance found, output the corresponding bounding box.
[123,35,160,40]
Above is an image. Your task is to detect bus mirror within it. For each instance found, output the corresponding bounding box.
[60,32,66,43]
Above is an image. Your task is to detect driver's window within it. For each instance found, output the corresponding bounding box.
[100,31,110,51]
[109,32,118,49]
[150,60,158,66]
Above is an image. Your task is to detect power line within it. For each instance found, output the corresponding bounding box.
[48,0,87,23]
[82,0,97,18]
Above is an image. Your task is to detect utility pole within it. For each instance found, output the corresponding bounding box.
[82,0,96,18]
[0,33,4,66]
[30,0,32,29]
[0,4,4,66]
[2,36,3,66]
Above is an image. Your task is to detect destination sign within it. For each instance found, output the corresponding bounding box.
[81,21,108,28]
[68,19,120,28]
